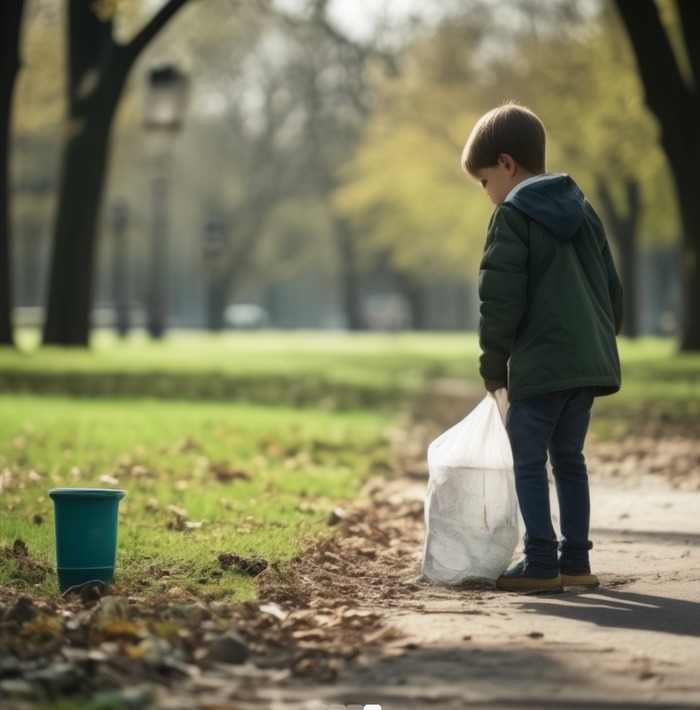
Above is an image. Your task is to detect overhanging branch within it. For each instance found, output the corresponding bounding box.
[126,0,194,60]
[676,0,700,92]
[614,0,688,121]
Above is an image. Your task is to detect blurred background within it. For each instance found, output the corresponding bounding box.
[4,0,688,345]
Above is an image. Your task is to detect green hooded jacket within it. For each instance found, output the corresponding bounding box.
[478,173,623,402]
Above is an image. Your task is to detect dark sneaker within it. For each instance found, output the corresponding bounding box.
[560,571,599,588]
[559,558,599,588]
[496,559,562,593]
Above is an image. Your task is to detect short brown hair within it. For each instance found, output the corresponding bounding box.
[462,102,546,176]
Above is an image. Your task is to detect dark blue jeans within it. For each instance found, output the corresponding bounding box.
[506,387,596,572]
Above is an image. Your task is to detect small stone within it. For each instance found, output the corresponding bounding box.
[0,678,35,697]
[3,596,38,626]
[60,647,90,663]
[217,553,268,576]
[207,629,248,665]
[139,636,173,667]
[72,581,109,602]
[91,596,132,625]
[259,602,288,621]
[0,655,23,675]
[328,507,346,525]
[26,662,83,692]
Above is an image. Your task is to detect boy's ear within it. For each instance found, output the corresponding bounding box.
[498,153,517,176]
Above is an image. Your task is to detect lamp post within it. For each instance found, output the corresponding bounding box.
[142,64,188,339]
[202,215,229,332]
[111,200,130,338]
[15,136,52,313]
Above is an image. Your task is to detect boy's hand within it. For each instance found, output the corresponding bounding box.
[489,387,509,424]
[484,377,507,392]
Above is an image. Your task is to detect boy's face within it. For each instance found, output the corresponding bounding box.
[473,153,522,206]
[473,163,513,206]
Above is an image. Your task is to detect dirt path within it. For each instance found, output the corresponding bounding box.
[244,467,700,710]
[240,375,700,710]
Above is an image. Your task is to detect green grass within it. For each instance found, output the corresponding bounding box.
[1,331,698,599]
[3,331,699,425]
[0,397,393,600]
[0,329,479,407]
[592,337,700,438]
[5,328,476,376]
[3,329,697,388]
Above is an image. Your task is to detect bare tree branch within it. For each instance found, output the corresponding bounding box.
[614,0,689,123]
[266,0,398,83]
[676,0,700,91]
[127,0,194,58]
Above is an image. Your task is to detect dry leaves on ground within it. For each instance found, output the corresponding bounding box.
[2,405,700,708]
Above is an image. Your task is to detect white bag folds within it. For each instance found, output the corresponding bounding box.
[421,392,519,584]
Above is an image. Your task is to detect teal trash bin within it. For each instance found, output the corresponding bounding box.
[48,488,127,592]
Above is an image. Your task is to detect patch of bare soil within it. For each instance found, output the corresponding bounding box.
[586,434,700,490]
[0,540,53,586]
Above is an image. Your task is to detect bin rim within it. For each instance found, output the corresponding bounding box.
[49,488,127,499]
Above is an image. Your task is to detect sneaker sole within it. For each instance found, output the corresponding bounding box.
[497,575,563,594]
[561,573,599,588]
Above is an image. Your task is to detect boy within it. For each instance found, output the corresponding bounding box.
[462,102,623,593]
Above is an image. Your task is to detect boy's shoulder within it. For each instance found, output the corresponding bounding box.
[487,202,531,241]
[491,201,528,222]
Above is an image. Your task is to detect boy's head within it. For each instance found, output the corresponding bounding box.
[461,102,546,204]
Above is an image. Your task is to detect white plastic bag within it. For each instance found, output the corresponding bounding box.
[421,392,519,584]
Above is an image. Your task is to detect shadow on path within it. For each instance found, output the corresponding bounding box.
[592,526,700,545]
[314,642,700,710]
[522,588,700,637]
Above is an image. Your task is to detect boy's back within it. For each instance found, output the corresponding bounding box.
[479,173,623,402]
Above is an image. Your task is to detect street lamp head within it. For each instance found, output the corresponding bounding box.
[143,65,189,132]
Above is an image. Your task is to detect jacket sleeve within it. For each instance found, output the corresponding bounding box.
[478,206,529,387]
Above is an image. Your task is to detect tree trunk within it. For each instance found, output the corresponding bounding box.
[673,159,700,350]
[43,73,127,345]
[0,1,25,347]
[42,0,190,346]
[596,177,640,338]
[334,215,363,330]
[395,271,427,330]
[614,0,700,349]
[205,279,228,332]
[110,200,130,338]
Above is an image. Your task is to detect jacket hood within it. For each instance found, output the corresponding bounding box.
[506,173,587,239]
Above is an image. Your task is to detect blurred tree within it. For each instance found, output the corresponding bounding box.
[0,0,26,347]
[334,4,595,326]
[502,5,678,338]
[206,21,319,324]
[336,1,680,335]
[334,18,495,327]
[614,0,700,350]
[174,0,378,330]
[11,1,65,326]
[42,0,192,346]
[272,1,384,329]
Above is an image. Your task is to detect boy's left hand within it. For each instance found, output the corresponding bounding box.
[489,387,509,424]
[484,377,507,392]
